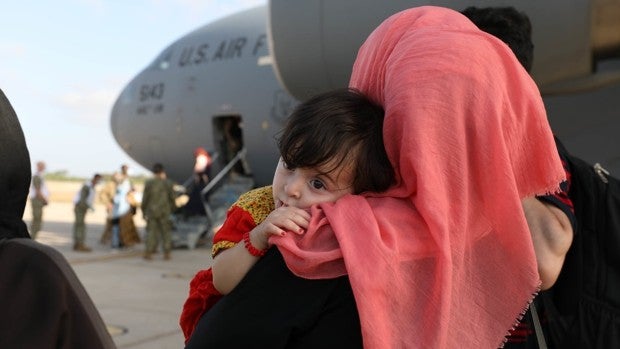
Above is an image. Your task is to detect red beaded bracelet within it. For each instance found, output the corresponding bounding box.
[243,231,268,257]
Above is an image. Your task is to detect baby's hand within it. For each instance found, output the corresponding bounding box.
[250,206,311,250]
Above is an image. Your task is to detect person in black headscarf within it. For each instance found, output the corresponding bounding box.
[0,88,115,348]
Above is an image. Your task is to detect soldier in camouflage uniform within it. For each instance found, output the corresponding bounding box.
[141,163,176,260]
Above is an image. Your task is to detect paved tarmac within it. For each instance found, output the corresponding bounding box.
[23,200,211,349]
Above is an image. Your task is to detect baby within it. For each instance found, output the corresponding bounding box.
[180,87,395,342]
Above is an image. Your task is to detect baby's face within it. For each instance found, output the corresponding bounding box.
[272,158,354,210]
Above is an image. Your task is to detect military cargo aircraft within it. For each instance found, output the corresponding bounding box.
[111,0,620,196]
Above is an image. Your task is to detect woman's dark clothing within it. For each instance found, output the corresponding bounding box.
[0,239,115,349]
[0,88,31,241]
[0,88,115,348]
[185,248,362,349]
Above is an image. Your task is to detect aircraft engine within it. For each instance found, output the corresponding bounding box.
[268,0,620,100]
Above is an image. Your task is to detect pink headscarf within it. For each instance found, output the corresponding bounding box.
[272,6,565,348]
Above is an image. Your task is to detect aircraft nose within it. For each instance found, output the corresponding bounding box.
[111,96,132,154]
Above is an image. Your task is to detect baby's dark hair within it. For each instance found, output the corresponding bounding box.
[277,88,394,194]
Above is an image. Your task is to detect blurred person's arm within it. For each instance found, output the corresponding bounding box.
[522,197,574,290]
[141,181,151,219]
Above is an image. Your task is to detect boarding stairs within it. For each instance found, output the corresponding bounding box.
[171,149,254,249]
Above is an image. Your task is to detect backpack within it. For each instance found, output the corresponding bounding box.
[540,138,620,348]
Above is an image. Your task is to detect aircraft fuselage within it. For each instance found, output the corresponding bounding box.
[111,6,296,185]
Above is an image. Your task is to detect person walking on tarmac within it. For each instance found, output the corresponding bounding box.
[141,163,176,261]
[29,161,49,238]
[183,147,212,217]
[73,173,102,252]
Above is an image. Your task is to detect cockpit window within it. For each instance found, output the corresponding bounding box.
[149,48,173,71]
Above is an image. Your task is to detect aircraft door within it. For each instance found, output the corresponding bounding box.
[212,115,250,176]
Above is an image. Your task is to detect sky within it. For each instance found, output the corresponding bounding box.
[1,0,266,178]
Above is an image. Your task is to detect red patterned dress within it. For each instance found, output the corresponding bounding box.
[179,186,274,342]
